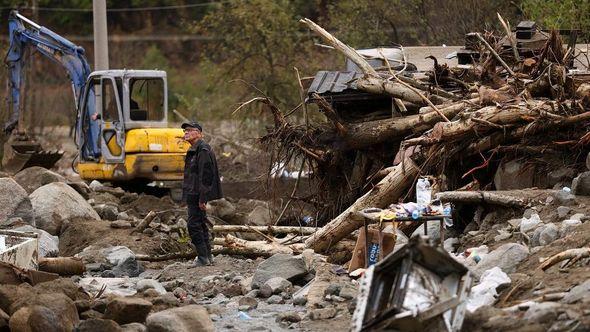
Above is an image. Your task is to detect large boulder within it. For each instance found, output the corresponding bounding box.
[30,182,100,235]
[472,243,529,279]
[494,160,535,190]
[13,166,66,194]
[145,305,214,332]
[9,293,79,331]
[104,297,153,325]
[572,171,590,196]
[13,225,59,257]
[411,220,441,242]
[77,246,144,277]
[206,198,236,219]
[251,253,308,288]
[0,178,34,226]
[77,318,122,332]
[246,205,272,226]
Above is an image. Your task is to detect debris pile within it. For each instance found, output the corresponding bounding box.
[237,18,590,331]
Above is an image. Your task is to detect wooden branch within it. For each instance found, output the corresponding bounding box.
[212,225,317,235]
[305,158,419,253]
[311,92,348,135]
[293,142,326,162]
[436,191,527,208]
[469,32,516,76]
[380,51,449,122]
[356,75,445,106]
[396,75,459,100]
[131,211,157,234]
[300,18,377,76]
[497,13,520,62]
[538,248,590,271]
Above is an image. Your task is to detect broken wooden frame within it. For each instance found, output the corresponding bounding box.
[0,229,39,270]
[351,237,472,332]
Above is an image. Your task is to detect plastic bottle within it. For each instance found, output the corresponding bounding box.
[238,311,252,320]
[302,216,314,225]
[443,204,453,227]
[412,209,421,220]
[416,178,432,206]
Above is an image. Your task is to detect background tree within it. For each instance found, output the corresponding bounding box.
[522,0,590,41]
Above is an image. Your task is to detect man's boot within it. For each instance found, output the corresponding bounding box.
[206,241,214,265]
[192,243,210,267]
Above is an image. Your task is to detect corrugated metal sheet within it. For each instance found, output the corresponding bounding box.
[307,70,362,95]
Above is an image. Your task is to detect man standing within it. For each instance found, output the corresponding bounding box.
[181,121,222,266]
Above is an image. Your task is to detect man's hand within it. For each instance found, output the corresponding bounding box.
[199,202,207,211]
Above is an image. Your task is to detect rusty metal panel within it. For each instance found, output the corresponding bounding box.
[307,70,362,95]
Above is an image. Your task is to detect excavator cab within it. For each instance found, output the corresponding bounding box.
[3,11,189,195]
[76,70,189,189]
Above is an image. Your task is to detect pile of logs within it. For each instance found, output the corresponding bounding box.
[244,18,590,255]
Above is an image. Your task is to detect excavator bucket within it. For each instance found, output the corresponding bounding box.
[2,139,63,174]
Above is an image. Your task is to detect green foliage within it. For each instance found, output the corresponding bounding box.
[196,0,316,110]
[326,0,416,48]
[522,0,590,39]
[327,0,521,46]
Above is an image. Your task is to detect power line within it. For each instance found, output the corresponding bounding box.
[0,1,230,12]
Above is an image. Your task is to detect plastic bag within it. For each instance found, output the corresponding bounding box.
[416,178,432,206]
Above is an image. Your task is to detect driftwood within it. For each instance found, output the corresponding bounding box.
[311,92,348,135]
[38,257,86,276]
[136,251,196,262]
[215,234,304,257]
[342,100,477,150]
[539,248,590,271]
[132,211,157,234]
[305,158,419,253]
[213,225,317,235]
[436,191,528,207]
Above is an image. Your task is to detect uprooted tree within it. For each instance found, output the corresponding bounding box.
[237,17,590,254]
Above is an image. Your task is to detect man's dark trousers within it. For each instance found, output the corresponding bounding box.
[187,199,209,257]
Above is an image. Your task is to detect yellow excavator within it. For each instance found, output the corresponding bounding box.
[3,11,189,195]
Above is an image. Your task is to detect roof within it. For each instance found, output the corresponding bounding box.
[307,70,362,95]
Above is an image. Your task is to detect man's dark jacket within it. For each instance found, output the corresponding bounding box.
[182,140,222,203]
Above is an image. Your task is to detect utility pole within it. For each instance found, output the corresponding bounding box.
[92,0,109,70]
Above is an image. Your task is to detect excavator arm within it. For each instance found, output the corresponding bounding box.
[4,10,100,160]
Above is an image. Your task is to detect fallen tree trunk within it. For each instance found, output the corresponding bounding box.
[38,257,86,276]
[539,248,590,271]
[305,158,419,253]
[214,234,305,257]
[212,225,317,235]
[436,191,528,208]
[356,76,446,106]
[341,100,476,150]
[464,108,590,155]
[136,251,196,262]
[429,102,561,143]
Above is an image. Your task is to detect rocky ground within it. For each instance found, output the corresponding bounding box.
[0,127,588,331]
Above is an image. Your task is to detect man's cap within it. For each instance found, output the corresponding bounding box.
[181,121,202,131]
